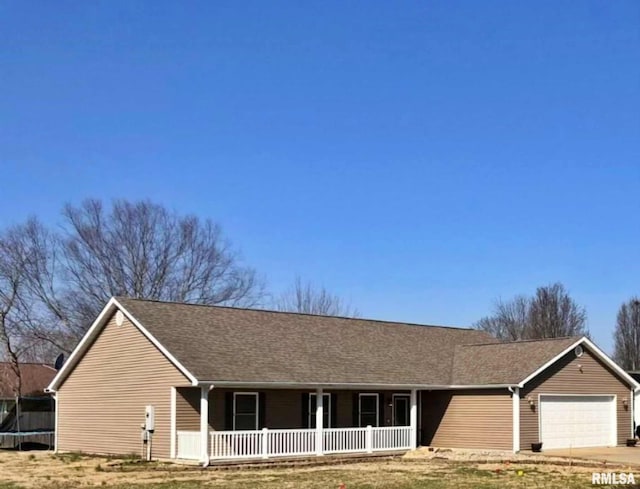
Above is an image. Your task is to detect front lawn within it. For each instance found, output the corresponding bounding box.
[0,450,627,488]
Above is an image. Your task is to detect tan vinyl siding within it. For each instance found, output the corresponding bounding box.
[57,311,190,458]
[214,389,352,430]
[421,390,512,450]
[175,389,408,431]
[520,347,633,450]
[210,389,307,430]
[335,391,355,427]
[176,388,309,431]
[176,387,205,431]
[263,390,305,429]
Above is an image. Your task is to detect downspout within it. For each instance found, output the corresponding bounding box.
[45,387,57,453]
[52,392,58,453]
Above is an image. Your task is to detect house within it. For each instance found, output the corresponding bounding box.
[0,363,56,422]
[46,297,639,462]
[0,362,56,449]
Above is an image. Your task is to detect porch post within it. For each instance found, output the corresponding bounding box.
[512,387,520,453]
[632,388,636,439]
[315,388,323,456]
[200,385,209,464]
[409,389,417,450]
[170,387,177,459]
[417,391,422,447]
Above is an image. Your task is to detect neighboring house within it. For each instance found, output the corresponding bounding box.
[0,362,56,449]
[0,363,56,423]
[47,297,639,462]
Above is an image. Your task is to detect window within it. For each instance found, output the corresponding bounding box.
[359,393,379,427]
[308,393,331,428]
[233,393,258,430]
[393,395,410,426]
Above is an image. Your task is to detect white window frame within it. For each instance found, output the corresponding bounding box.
[308,393,331,428]
[358,393,379,427]
[392,394,410,427]
[233,392,259,431]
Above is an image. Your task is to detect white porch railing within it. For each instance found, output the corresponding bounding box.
[210,429,264,459]
[266,428,316,458]
[176,430,201,459]
[323,427,367,454]
[176,426,412,461]
[208,428,317,459]
[372,426,412,451]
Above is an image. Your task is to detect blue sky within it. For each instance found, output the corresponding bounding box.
[1,1,639,353]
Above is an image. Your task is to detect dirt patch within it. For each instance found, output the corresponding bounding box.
[404,446,628,467]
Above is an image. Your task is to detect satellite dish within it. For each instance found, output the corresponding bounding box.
[54,353,65,370]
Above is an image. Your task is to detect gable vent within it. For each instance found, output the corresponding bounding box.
[115,310,125,326]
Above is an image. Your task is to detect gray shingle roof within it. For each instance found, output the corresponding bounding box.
[451,336,580,385]
[116,298,498,385]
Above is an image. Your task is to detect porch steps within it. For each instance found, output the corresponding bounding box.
[203,450,408,470]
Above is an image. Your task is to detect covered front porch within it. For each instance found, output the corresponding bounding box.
[171,386,418,462]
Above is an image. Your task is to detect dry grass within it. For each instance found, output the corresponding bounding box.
[0,449,630,488]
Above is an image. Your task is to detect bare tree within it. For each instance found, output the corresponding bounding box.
[475,283,588,340]
[13,219,76,356]
[527,283,587,339]
[474,295,529,341]
[275,277,359,317]
[0,222,41,401]
[2,200,265,355]
[56,200,264,337]
[613,298,640,371]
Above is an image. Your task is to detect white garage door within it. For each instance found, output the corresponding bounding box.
[539,395,616,449]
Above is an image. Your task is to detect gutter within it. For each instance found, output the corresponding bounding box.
[197,381,518,390]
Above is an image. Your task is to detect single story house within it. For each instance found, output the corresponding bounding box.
[0,362,56,448]
[46,297,639,463]
[1,363,56,421]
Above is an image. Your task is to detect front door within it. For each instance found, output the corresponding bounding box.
[393,395,410,426]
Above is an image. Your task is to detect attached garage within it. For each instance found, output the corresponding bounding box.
[539,395,616,449]
[444,336,639,452]
[519,343,635,451]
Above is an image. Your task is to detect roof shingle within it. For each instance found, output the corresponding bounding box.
[0,363,56,398]
[451,336,580,385]
[116,298,498,385]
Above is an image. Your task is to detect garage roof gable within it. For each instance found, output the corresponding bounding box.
[518,337,640,389]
